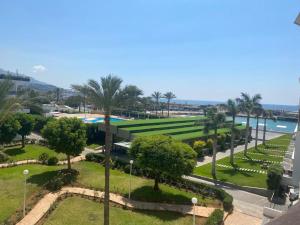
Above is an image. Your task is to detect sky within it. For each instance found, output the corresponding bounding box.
[0,0,300,105]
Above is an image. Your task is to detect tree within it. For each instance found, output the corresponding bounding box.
[0,116,20,145]
[86,75,122,225]
[262,110,276,145]
[267,164,283,196]
[64,95,82,111]
[42,117,87,169]
[14,113,35,147]
[121,85,143,116]
[71,84,89,113]
[130,135,196,191]
[0,79,20,125]
[225,99,239,165]
[164,92,176,117]
[202,107,226,178]
[253,105,263,150]
[237,93,262,156]
[151,91,162,117]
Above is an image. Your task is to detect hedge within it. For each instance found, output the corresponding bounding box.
[205,209,224,225]
[85,152,233,211]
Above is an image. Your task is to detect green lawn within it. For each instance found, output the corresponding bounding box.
[0,161,219,224]
[1,144,66,162]
[43,197,206,225]
[86,143,102,150]
[194,134,291,189]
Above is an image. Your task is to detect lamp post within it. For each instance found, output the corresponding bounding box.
[23,169,29,217]
[191,197,198,225]
[129,160,134,200]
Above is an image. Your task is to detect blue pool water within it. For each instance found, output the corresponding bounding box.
[231,116,297,133]
[80,117,124,123]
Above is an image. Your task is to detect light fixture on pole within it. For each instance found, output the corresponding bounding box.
[23,169,29,217]
[191,197,198,225]
[129,160,134,200]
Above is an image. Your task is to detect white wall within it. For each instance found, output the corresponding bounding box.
[293,131,300,186]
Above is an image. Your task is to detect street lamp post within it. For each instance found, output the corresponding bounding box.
[129,160,134,200]
[191,197,198,225]
[23,169,29,217]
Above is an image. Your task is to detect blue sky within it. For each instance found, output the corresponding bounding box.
[0,0,300,105]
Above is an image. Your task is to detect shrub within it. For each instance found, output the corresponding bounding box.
[38,153,49,164]
[193,140,206,157]
[45,169,79,191]
[205,209,224,225]
[85,153,105,163]
[222,194,233,212]
[46,176,64,191]
[206,138,214,154]
[47,156,59,165]
[217,134,226,151]
[0,151,9,163]
[267,164,283,194]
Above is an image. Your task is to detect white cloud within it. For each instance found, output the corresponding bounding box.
[32,65,47,73]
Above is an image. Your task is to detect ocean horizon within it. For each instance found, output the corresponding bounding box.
[170,99,298,112]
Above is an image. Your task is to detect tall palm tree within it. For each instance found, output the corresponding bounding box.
[203,107,226,178]
[121,85,143,116]
[164,92,176,117]
[87,75,122,225]
[0,79,20,125]
[262,110,275,145]
[253,105,263,149]
[225,99,239,165]
[71,84,89,113]
[237,93,262,156]
[151,91,162,117]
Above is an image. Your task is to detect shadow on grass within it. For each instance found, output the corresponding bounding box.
[129,186,192,205]
[4,147,25,156]
[27,170,60,186]
[130,208,187,221]
[220,167,253,178]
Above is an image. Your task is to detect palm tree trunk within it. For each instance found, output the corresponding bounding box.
[230,116,235,165]
[67,154,71,170]
[167,101,170,117]
[22,135,25,148]
[83,96,86,113]
[255,116,259,149]
[154,174,160,191]
[155,100,158,116]
[244,115,250,156]
[104,114,111,225]
[263,117,267,145]
[212,130,217,179]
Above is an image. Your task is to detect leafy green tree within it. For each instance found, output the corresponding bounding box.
[64,95,82,111]
[262,110,276,145]
[163,92,176,117]
[151,91,162,116]
[130,135,197,191]
[224,99,239,165]
[0,117,21,145]
[42,117,87,169]
[0,79,20,124]
[203,107,226,178]
[193,140,206,158]
[14,113,35,147]
[86,75,122,225]
[267,164,283,195]
[237,93,262,156]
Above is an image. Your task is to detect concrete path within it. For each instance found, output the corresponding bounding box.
[16,187,216,225]
[197,130,283,167]
[224,210,262,225]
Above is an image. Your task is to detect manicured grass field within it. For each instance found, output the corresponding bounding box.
[43,197,205,225]
[0,161,219,224]
[194,134,291,189]
[1,144,66,162]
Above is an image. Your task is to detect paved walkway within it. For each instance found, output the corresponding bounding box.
[224,210,261,225]
[16,187,216,225]
[197,130,283,167]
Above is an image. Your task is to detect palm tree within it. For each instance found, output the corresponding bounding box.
[253,105,263,149]
[262,110,275,145]
[203,107,226,178]
[164,92,176,117]
[237,93,262,156]
[87,75,122,225]
[151,91,162,117]
[0,79,20,125]
[225,99,239,165]
[121,85,143,117]
[71,84,89,113]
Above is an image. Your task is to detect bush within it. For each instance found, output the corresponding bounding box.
[222,194,233,212]
[193,140,206,157]
[206,138,214,154]
[267,164,283,193]
[205,209,224,225]
[38,153,49,164]
[45,169,79,191]
[47,156,59,165]
[85,153,105,163]
[0,151,9,163]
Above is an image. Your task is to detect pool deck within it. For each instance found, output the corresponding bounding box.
[53,113,125,120]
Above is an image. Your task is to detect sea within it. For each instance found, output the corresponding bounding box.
[171,99,298,112]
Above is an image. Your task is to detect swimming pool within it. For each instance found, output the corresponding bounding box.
[80,117,124,123]
[231,116,297,133]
